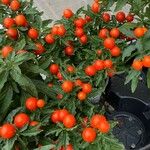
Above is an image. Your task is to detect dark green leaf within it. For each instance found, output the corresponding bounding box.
[119,23,136,38]
[143,38,150,51]
[76,7,84,15]
[42,19,53,27]
[45,127,62,136]
[144,29,150,39]
[21,126,42,137]
[33,80,56,99]
[2,137,17,150]
[122,45,136,61]
[131,77,139,93]
[25,42,36,50]
[24,63,49,76]
[24,6,38,15]
[147,69,150,88]
[14,52,35,65]
[17,136,29,150]
[68,100,76,114]
[0,70,9,91]
[115,0,128,11]
[33,145,55,150]
[6,107,22,123]
[14,38,26,51]
[125,70,140,84]
[10,68,38,97]
[0,86,13,121]
[57,131,70,149]
[20,90,30,106]
[40,56,52,70]
[135,39,143,52]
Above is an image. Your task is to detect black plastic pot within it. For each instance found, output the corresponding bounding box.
[106,72,150,149]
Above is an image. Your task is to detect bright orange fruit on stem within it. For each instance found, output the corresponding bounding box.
[134,27,145,38]
[77,91,87,101]
[3,17,15,28]
[0,124,16,139]
[98,121,110,133]
[103,37,115,49]
[14,113,30,128]
[90,114,107,129]
[63,114,76,128]
[37,99,45,108]
[132,60,143,71]
[63,9,73,19]
[15,14,27,26]
[1,45,13,58]
[82,127,97,143]
[10,0,21,11]
[25,97,38,111]
[62,80,74,93]
[143,56,150,68]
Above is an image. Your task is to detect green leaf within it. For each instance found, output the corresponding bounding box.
[96,73,103,87]
[32,15,42,30]
[14,52,36,65]
[25,7,38,15]
[0,70,9,91]
[102,135,125,150]
[33,80,56,99]
[25,42,36,50]
[147,69,150,88]
[136,39,143,51]
[24,63,49,76]
[18,27,28,31]
[6,107,22,123]
[115,0,128,11]
[68,100,76,114]
[122,45,136,61]
[125,70,140,85]
[60,68,69,80]
[88,79,108,100]
[143,38,150,51]
[10,68,38,97]
[40,56,52,70]
[2,137,17,150]
[57,131,70,149]
[45,127,62,136]
[76,6,84,15]
[11,80,19,93]
[17,136,29,150]
[119,23,136,38]
[21,126,42,137]
[14,38,26,51]
[0,86,13,122]
[131,77,139,93]
[20,90,30,106]
[42,19,53,27]
[144,29,150,39]
[106,0,115,10]
[0,57,4,65]
[33,144,55,150]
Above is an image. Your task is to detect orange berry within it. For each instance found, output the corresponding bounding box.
[37,99,45,108]
[77,91,87,101]
[132,60,143,70]
[134,27,145,38]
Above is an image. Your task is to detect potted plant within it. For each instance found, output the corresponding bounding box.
[0,0,149,149]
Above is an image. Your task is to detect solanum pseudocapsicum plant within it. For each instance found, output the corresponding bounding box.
[0,0,149,149]
[114,0,150,92]
[0,0,57,149]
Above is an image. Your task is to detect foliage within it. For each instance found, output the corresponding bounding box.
[0,0,149,149]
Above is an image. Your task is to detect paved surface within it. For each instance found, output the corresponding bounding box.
[33,0,92,20]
